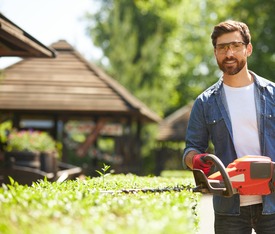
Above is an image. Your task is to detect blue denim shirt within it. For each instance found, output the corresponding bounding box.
[183,71,275,215]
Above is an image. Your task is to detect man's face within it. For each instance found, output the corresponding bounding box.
[214,31,252,76]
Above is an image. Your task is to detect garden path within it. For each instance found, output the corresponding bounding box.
[197,195,256,234]
[197,194,214,234]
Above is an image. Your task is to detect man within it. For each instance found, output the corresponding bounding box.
[182,20,275,234]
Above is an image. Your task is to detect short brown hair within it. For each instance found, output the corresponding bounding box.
[211,20,251,47]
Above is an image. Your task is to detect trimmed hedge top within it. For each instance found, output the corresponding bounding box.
[0,174,199,234]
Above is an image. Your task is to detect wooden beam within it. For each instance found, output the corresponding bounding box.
[76,118,106,157]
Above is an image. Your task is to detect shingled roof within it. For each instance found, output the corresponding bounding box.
[0,40,161,123]
[157,102,193,141]
[0,13,56,58]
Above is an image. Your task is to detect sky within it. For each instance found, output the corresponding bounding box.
[0,0,102,68]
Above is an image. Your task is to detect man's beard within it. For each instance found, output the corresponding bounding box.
[217,57,246,75]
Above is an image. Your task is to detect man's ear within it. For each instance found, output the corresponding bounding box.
[247,43,253,57]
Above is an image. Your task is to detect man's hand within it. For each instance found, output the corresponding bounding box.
[192,153,213,176]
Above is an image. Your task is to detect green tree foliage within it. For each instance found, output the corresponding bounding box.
[86,0,174,116]
[85,0,235,117]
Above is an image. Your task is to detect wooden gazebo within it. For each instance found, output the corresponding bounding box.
[0,40,161,174]
[0,13,84,185]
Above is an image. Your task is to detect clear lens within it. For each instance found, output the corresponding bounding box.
[216,42,246,54]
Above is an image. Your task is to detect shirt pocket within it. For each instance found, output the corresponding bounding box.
[205,107,228,143]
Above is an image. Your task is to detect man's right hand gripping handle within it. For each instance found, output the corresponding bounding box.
[192,153,213,176]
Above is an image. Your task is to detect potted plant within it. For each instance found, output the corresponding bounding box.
[5,129,59,173]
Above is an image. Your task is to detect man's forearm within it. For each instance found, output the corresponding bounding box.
[184,150,199,169]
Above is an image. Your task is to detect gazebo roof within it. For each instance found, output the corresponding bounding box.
[157,102,193,142]
[0,13,56,58]
[0,40,161,123]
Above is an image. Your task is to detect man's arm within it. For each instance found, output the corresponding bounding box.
[182,99,210,170]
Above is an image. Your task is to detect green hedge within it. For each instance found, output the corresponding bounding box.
[0,174,199,234]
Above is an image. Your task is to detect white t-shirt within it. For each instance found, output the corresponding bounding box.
[223,83,262,206]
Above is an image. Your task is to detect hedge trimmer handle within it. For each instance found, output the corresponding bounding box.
[193,154,234,197]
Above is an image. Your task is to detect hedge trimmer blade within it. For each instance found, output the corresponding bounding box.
[100,184,193,194]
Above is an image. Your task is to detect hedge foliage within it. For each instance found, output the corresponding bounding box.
[0,173,199,234]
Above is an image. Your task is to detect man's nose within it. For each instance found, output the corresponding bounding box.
[225,46,234,56]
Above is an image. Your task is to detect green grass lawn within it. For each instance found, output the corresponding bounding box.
[0,172,199,234]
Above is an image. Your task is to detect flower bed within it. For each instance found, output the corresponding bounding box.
[6,129,57,154]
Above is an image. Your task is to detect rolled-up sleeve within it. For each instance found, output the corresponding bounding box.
[182,98,209,169]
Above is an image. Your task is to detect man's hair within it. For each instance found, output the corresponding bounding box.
[211,20,251,47]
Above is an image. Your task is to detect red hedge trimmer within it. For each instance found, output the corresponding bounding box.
[192,154,275,197]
